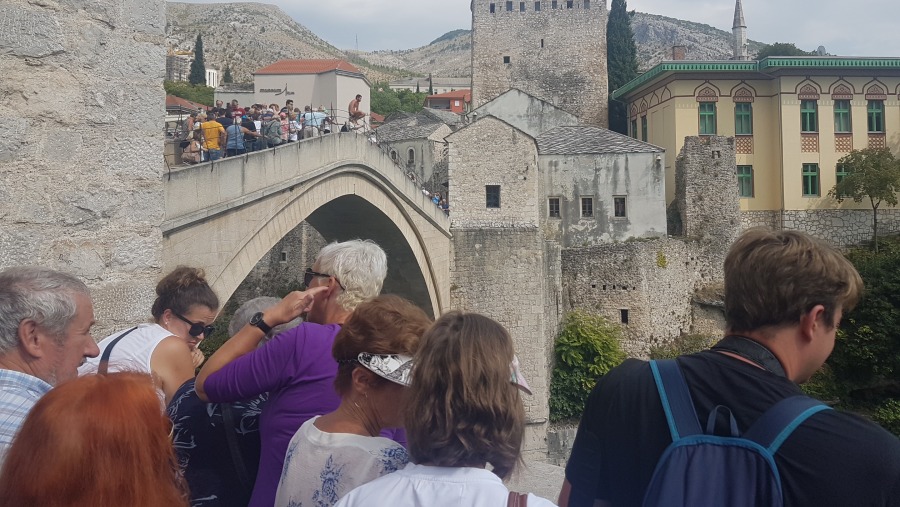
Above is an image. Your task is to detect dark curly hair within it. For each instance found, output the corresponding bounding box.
[150,266,219,321]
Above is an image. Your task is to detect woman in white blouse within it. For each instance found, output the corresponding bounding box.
[274,295,432,507]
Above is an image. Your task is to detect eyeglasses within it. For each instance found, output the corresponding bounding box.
[173,312,215,338]
[304,268,345,290]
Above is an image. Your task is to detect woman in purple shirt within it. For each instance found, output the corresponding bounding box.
[196,239,389,507]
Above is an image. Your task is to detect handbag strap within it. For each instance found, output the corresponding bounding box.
[221,402,252,491]
[507,491,528,507]
[97,326,138,375]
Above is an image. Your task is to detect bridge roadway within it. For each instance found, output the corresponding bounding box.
[161,133,451,317]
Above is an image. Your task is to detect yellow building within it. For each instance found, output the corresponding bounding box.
[612,57,900,241]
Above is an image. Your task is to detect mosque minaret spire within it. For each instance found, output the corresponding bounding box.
[732,0,749,60]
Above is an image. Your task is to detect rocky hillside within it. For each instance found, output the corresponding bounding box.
[165,2,408,83]
[166,3,767,83]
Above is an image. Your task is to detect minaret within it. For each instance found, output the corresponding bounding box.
[732,0,749,60]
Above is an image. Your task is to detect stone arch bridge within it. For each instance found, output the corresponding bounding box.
[162,134,451,317]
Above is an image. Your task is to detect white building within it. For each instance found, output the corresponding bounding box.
[254,60,370,120]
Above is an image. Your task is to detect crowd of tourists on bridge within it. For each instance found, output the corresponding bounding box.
[1,230,900,506]
[181,97,367,164]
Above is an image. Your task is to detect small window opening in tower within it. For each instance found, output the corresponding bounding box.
[551,0,557,8]
[519,1,525,12]
[540,38,545,48]
[489,2,496,13]
[620,309,629,324]
[503,56,511,64]
[280,251,288,262]
[535,1,541,11]
[584,0,590,7]
[506,0,513,11]
[566,0,574,7]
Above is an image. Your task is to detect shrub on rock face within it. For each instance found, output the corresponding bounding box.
[873,399,900,437]
[549,311,625,422]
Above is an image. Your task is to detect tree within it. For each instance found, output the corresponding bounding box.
[606,0,639,134]
[188,33,207,86]
[163,80,214,106]
[828,147,900,252]
[755,42,813,59]
[222,65,233,84]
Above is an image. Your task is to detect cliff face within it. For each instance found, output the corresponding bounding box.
[166,3,767,83]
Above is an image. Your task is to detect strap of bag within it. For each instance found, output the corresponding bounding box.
[743,395,831,453]
[649,359,703,441]
[506,491,528,507]
[221,402,252,491]
[97,326,138,375]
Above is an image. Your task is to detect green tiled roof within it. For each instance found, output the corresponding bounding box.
[611,57,900,100]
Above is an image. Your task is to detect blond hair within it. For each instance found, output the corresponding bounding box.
[724,228,863,333]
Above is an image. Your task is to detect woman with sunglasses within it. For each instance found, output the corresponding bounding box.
[80,266,219,405]
[274,295,431,507]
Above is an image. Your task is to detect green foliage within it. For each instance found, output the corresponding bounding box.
[800,364,846,402]
[648,334,715,360]
[606,0,638,135]
[550,312,626,422]
[873,399,900,437]
[188,33,207,86]
[828,148,900,252]
[656,250,667,268]
[755,42,813,59]
[370,82,427,116]
[164,80,214,106]
[222,65,233,84]
[826,237,900,400]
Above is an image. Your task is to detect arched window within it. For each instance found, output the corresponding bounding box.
[407,148,415,166]
[390,150,397,161]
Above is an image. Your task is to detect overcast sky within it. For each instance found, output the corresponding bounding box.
[179,0,898,57]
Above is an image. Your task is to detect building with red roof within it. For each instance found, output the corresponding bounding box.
[425,89,471,114]
[253,59,370,122]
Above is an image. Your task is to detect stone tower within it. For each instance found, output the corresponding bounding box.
[732,0,749,60]
[471,0,609,127]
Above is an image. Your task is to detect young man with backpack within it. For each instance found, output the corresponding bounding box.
[559,228,900,507]
[262,112,282,149]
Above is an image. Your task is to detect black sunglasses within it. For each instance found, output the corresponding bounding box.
[304,268,345,290]
[173,312,215,338]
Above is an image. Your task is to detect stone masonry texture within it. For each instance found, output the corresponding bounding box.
[471,0,609,127]
[0,0,166,338]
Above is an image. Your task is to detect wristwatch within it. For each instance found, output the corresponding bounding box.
[249,312,272,334]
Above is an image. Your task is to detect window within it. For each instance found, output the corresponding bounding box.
[503,55,511,64]
[640,116,648,141]
[620,309,629,324]
[489,2,496,12]
[280,251,287,262]
[566,0,573,7]
[699,102,717,135]
[836,163,851,185]
[802,163,820,197]
[540,38,544,48]
[486,185,501,208]
[734,103,753,135]
[614,196,627,217]
[506,1,513,10]
[520,1,525,11]
[736,165,754,197]
[535,1,541,10]
[407,148,415,166]
[551,0,557,7]
[548,198,560,218]
[801,100,818,132]
[390,150,397,161]
[584,0,590,7]
[833,99,851,133]
[581,197,593,217]
[630,119,637,139]
[868,100,884,133]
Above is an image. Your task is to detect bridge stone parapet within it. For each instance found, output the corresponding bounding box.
[162,133,451,317]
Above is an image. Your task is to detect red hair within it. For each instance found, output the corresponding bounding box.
[0,373,188,507]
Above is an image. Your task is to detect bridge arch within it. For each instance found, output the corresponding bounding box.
[161,134,450,317]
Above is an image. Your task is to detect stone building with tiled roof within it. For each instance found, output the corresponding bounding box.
[252,59,370,121]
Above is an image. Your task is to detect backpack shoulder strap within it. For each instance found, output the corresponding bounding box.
[743,395,831,453]
[98,326,139,375]
[649,359,703,441]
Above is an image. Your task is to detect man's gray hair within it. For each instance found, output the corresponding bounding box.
[316,240,387,312]
[0,267,90,354]
[229,296,301,342]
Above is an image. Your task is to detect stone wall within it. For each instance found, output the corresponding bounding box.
[676,136,741,248]
[560,238,723,357]
[0,0,166,337]
[471,0,609,127]
[740,209,900,249]
[451,226,557,460]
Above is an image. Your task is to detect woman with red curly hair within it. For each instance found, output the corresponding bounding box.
[0,372,189,507]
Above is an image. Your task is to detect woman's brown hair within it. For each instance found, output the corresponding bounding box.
[150,266,219,321]
[0,373,189,507]
[332,294,432,395]
[404,311,525,479]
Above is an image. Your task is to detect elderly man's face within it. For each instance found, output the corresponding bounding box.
[43,292,98,385]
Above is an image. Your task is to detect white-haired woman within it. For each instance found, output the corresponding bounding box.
[196,240,392,507]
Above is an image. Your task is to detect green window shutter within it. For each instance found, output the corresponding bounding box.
[801,100,818,133]
[868,100,884,133]
[699,102,717,135]
[802,163,820,197]
[734,103,753,135]
[833,100,851,133]
[736,165,754,197]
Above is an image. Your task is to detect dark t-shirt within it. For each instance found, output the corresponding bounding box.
[565,351,900,507]
[241,119,257,142]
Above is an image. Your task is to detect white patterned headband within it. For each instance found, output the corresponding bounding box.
[357,352,414,386]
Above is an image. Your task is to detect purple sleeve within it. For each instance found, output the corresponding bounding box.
[204,326,306,403]
[380,427,407,449]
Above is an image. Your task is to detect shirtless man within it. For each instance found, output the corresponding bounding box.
[348,94,365,125]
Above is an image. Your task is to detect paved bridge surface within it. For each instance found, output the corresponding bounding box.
[162,133,451,316]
